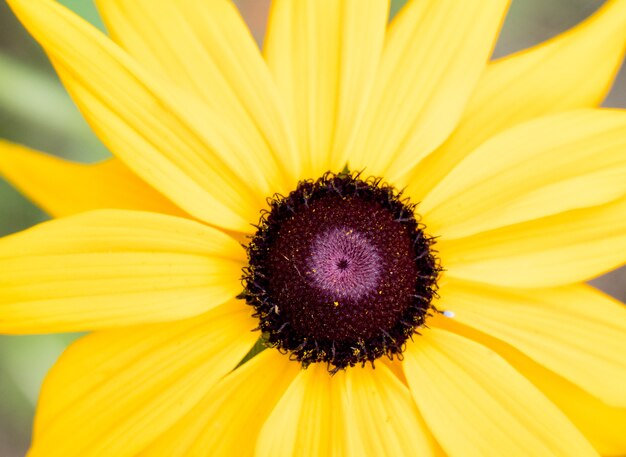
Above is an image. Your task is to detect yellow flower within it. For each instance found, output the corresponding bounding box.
[2,0,626,455]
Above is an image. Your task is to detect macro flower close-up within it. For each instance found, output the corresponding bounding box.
[1,0,626,455]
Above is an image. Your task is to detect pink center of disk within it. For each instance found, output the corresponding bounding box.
[308,228,381,300]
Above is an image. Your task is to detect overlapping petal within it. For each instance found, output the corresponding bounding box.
[255,364,349,457]
[0,210,243,333]
[343,364,440,456]
[264,0,390,179]
[403,328,597,456]
[0,141,183,217]
[506,349,626,457]
[438,280,626,406]
[29,302,257,457]
[141,349,299,457]
[441,195,626,287]
[96,0,299,190]
[345,0,509,181]
[444,320,626,456]
[405,0,626,196]
[420,109,626,239]
[255,362,438,457]
[7,0,273,231]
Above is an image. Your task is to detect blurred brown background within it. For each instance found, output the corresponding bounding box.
[0,1,624,455]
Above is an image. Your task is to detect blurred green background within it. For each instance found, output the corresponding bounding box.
[0,1,624,455]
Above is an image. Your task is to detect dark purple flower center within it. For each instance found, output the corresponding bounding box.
[243,173,440,372]
[308,228,381,301]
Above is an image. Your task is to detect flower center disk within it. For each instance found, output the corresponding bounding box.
[243,173,439,371]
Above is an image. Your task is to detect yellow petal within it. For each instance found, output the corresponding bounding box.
[508,349,626,456]
[0,141,184,218]
[96,0,299,192]
[255,364,442,456]
[140,349,299,457]
[439,280,626,406]
[345,0,509,180]
[343,364,440,457]
[441,195,626,287]
[255,364,348,457]
[29,301,257,457]
[421,109,626,239]
[403,328,597,456]
[380,356,409,386]
[8,0,267,232]
[264,0,390,179]
[406,0,626,198]
[0,210,244,334]
[441,319,626,456]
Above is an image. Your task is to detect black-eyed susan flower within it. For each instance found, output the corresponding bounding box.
[1,0,626,455]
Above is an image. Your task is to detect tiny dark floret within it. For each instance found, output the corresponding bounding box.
[242,172,441,372]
